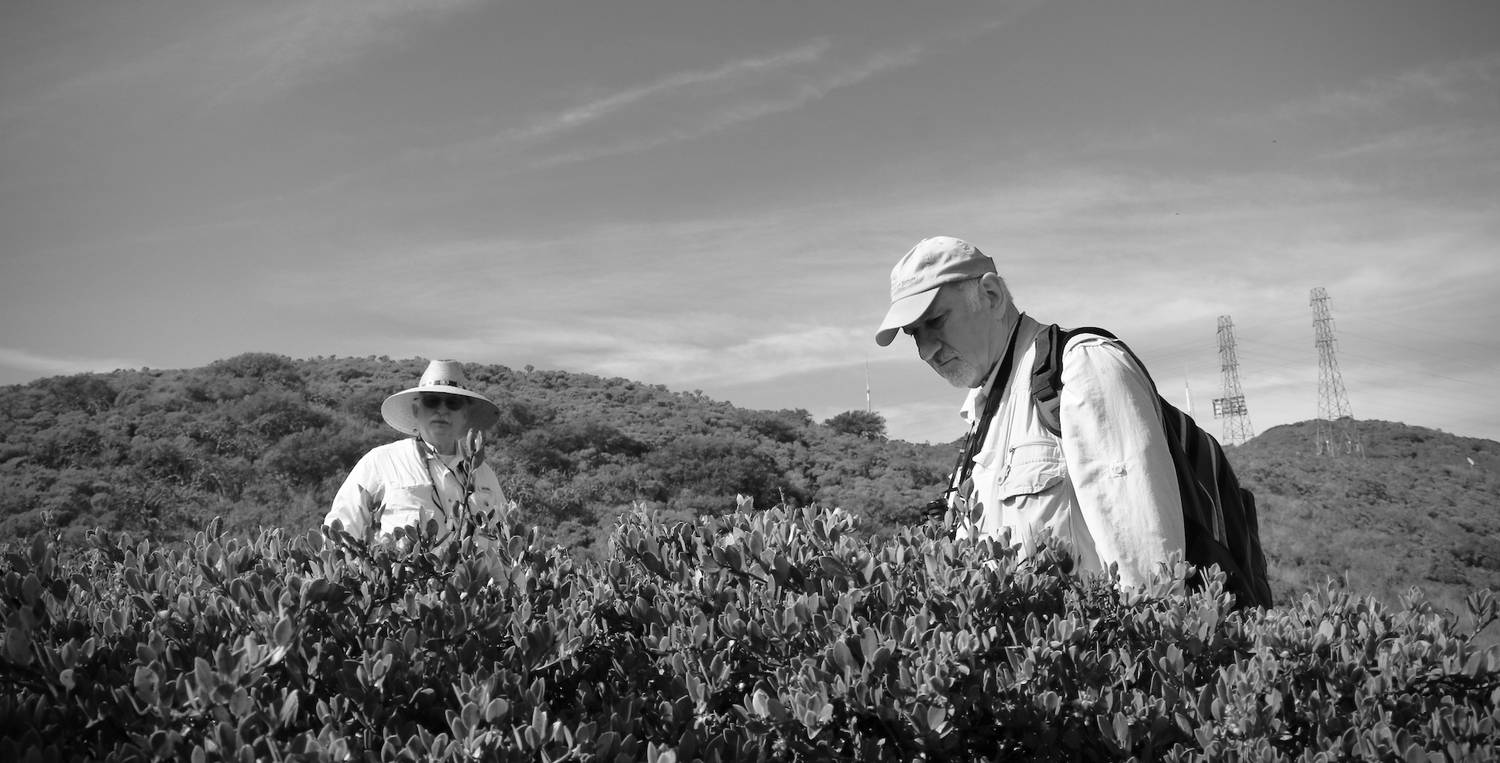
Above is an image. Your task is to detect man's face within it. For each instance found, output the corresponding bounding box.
[413,393,470,454]
[903,282,1001,388]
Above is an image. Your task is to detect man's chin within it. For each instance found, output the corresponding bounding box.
[932,362,981,388]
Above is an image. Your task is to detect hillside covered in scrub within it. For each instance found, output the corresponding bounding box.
[1230,419,1500,625]
[1,352,1496,616]
[0,353,951,555]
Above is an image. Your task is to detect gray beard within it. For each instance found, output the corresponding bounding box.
[934,357,982,388]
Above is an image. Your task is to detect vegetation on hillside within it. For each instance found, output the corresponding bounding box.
[1231,420,1500,626]
[2,354,1496,622]
[0,354,950,557]
[4,355,1498,760]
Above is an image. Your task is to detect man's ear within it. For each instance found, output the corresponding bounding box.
[977,272,1007,312]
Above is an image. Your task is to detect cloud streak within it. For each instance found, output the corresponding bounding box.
[253,128,1499,420]
[531,46,926,168]
[0,348,146,381]
[33,0,479,110]
[551,324,871,388]
[503,40,834,144]
[209,0,479,105]
[444,38,926,167]
[1256,53,1500,127]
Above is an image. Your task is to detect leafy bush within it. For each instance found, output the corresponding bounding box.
[824,410,887,440]
[34,374,118,415]
[2,505,1496,761]
[210,353,305,388]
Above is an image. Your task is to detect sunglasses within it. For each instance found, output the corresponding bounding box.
[418,394,468,411]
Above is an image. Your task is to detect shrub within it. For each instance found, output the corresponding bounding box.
[211,353,305,388]
[1,506,1496,761]
[824,411,887,440]
[34,374,118,415]
[260,429,384,488]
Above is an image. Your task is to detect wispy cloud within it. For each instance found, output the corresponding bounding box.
[440,37,928,167]
[531,46,926,168]
[38,0,479,110]
[251,143,1499,411]
[412,318,872,395]
[205,0,479,105]
[503,40,834,144]
[0,348,146,380]
[554,323,870,387]
[1258,53,1500,125]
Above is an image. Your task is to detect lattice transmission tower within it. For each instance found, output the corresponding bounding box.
[1213,316,1255,445]
[1311,287,1361,456]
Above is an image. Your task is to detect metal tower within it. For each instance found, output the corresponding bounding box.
[1213,316,1255,445]
[864,356,871,413]
[1311,287,1361,456]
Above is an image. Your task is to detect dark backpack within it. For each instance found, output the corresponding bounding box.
[1031,324,1274,610]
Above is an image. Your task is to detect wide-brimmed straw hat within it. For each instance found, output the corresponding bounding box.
[875,236,997,347]
[380,360,501,436]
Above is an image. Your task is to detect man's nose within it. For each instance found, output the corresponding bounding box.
[914,330,940,361]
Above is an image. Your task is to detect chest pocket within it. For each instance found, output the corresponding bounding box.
[996,440,1067,503]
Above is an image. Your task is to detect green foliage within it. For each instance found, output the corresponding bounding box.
[823,411,887,440]
[2,506,1497,761]
[4,357,1498,651]
[0,359,951,550]
[1232,420,1500,635]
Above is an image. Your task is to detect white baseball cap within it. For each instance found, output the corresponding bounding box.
[875,236,996,347]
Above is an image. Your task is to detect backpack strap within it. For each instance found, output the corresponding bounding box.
[1031,325,1118,437]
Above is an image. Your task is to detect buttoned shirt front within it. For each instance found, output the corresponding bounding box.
[325,438,506,543]
[955,314,1185,589]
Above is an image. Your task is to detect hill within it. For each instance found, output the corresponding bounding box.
[0,353,952,555]
[1232,419,1500,619]
[1,354,1494,619]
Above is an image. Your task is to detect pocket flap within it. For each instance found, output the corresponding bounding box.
[996,441,1066,500]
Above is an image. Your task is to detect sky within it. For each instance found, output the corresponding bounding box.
[2,0,1498,446]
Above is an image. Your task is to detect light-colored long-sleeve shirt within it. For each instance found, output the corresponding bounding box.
[955,315,1185,589]
[324,438,506,543]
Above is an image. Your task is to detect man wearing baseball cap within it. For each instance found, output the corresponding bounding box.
[877,236,1184,590]
[325,359,507,545]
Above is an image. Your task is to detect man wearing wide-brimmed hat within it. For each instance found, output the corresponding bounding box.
[875,236,1184,590]
[325,359,507,544]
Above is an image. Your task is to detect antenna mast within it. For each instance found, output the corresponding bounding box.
[1311,287,1361,456]
[1213,316,1254,445]
[865,355,871,413]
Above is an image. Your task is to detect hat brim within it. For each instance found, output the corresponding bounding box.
[381,386,502,436]
[875,287,941,347]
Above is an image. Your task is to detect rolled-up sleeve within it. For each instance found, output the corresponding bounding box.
[1058,337,1185,589]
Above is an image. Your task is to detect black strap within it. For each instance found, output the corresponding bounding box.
[1032,325,1120,437]
[946,322,1025,499]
